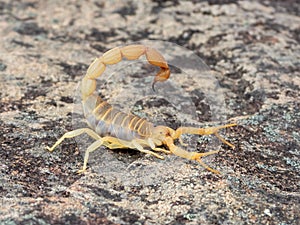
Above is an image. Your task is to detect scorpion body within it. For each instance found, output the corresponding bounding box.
[84,93,154,141]
[47,45,236,174]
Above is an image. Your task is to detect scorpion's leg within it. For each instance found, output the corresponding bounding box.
[173,124,237,149]
[178,137,188,147]
[78,136,127,173]
[145,138,171,154]
[164,137,221,174]
[78,139,104,173]
[105,141,129,149]
[131,139,165,159]
[105,138,166,159]
[152,147,171,154]
[46,128,101,152]
[79,136,168,173]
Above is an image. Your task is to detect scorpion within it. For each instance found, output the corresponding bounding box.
[47,45,236,174]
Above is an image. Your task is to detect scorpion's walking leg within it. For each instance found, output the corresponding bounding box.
[151,147,171,154]
[174,124,237,149]
[164,136,221,174]
[78,139,104,173]
[78,136,130,173]
[78,136,164,173]
[137,138,171,154]
[46,128,101,152]
[131,139,165,159]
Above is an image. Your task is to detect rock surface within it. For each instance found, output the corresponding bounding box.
[0,0,299,224]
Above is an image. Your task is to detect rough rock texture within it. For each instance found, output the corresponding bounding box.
[0,0,299,224]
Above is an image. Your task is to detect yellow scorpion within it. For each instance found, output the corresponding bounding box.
[47,45,236,174]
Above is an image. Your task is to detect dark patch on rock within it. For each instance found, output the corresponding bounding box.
[225,66,247,79]
[0,100,29,112]
[136,96,173,109]
[0,1,12,11]
[128,29,154,42]
[238,29,280,45]
[0,119,82,198]
[87,185,122,202]
[254,19,288,34]
[291,27,300,43]
[168,29,201,46]
[14,22,48,36]
[151,0,180,13]
[195,50,228,67]
[208,0,239,5]
[172,214,192,224]
[224,103,300,193]
[58,62,87,79]
[0,62,7,71]
[112,207,140,224]
[112,148,144,163]
[11,39,34,48]
[237,30,259,45]
[220,68,266,115]
[206,33,227,47]
[114,2,137,18]
[86,208,118,225]
[49,33,82,43]
[234,90,264,115]
[22,85,47,100]
[45,99,57,107]
[14,1,37,9]
[263,0,300,16]
[94,1,105,9]
[90,43,110,53]
[86,28,117,43]
[235,79,252,96]
[265,92,279,100]
[60,96,74,104]
[190,89,212,122]
[60,213,85,225]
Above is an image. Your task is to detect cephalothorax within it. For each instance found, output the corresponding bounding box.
[47,45,236,174]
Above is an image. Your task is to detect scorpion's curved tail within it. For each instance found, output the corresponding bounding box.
[81,45,171,102]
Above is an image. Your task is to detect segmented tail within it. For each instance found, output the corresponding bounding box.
[81,45,170,101]
[81,45,169,140]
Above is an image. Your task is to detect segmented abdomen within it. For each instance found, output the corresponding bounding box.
[83,94,153,141]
